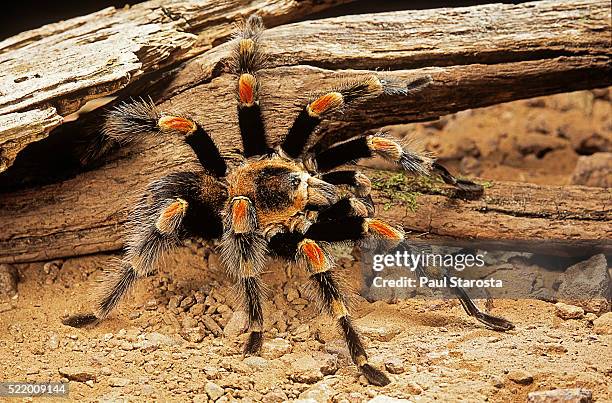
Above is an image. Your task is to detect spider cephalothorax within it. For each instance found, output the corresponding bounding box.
[64,16,513,386]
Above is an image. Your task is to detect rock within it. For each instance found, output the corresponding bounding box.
[205,381,224,401]
[108,377,131,387]
[224,311,247,338]
[527,388,593,403]
[146,332,179,346]
[555,303,585,320]
[168,295,182,309]
[134,332,178,352]
[48,333,59,350]
[286,353,324,384]
[262,390,289,403]
[592,312,612,335]
[59,366,97,382]
[354,313,402,342]
[507,369,534,385]
[129,311,141,320]
[292,324,310,342]
[384,357,405,374]
[202,315,223,337]
[557,254,611,314]
[180,296,196,311]
[243,356,268,369]
[286,289,299,302]
[192,394,208,403]
[262,338,292,359]
[368,397,410,403]
[145,298,157,311]
[180,327,205,343]
[314,352,338,376]
[190,303,205,316]
[299,383,334,402]
[570,152,611,187]
[0,263,18,299]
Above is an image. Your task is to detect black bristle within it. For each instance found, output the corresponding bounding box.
[238,104,269,157]
[62,313,99,328]
[305,217,365,242]
[282,109,321,158]
[315,137,371,172]
[360,363,391,386]
[244,331,264,355]
[185,126,227,176]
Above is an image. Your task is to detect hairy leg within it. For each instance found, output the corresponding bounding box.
[219,196,268,354]
[313,133,482,196]
[63,171,225,327]
[229,15,270,157]
[267,231,391,386]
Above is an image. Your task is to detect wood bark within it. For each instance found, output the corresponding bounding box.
[0,0,610,263]
[0,0,350,173]
[370,172,611,256]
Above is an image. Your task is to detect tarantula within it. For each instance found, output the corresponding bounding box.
[64,16,513,386]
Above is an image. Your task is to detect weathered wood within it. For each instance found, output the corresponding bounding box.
[370,172,611,256]
[0,0,610,263]
[0,108,63,172]
[0,0,350,173]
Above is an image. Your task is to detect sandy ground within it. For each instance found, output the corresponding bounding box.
[0,89,610,402]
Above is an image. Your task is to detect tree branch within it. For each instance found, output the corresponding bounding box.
[0,0,610,263]
[0,0,350,173]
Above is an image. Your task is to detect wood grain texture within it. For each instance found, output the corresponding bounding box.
[0,0,610,263]
[0,0,349,172]
[369,172,611,255]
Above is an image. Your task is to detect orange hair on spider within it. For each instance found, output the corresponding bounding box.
[307,92,343,117]
[158,116,197,134]
[300,239,326,271]
[367,219,403,240]
[239,73,257,106]
[231,198,254,233]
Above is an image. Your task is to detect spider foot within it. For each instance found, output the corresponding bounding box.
[62,313,99,328]
[360,363,391,386]
[475,311,515,331]
[243,331,264,355]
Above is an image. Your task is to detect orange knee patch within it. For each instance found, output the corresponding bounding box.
[156,198,188,234]
[239,38,255,56]
[307,92,343,117]
[299,239,326,272]
[231,197,254,233]
[366,219,403,240]
[158,116,197,134]
[368,136,402,161]
[238,73,257,106]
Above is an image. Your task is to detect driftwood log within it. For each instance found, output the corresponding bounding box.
[0,0,610,263]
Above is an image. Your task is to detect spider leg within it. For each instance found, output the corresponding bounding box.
[314,133,482,196]
[316,197,373,221]
[229,15,269,157]
[281,75,433,159]
[304,216,404,250]
[267,232,391,386]
[103,99,227,177]
[281,75,395,159]
[413,264,514,331]
[320,170,372,198]
[219,196,268,354]
[63,171,226,327]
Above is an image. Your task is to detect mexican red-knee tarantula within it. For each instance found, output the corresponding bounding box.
[64,16,513,386]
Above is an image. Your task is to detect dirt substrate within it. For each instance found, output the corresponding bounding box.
[0,90,610,402]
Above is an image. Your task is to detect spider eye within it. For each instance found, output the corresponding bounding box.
[289,174,302,188]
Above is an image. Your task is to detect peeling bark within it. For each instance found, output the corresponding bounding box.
[0,0,349,173]
[0,0,610,263]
